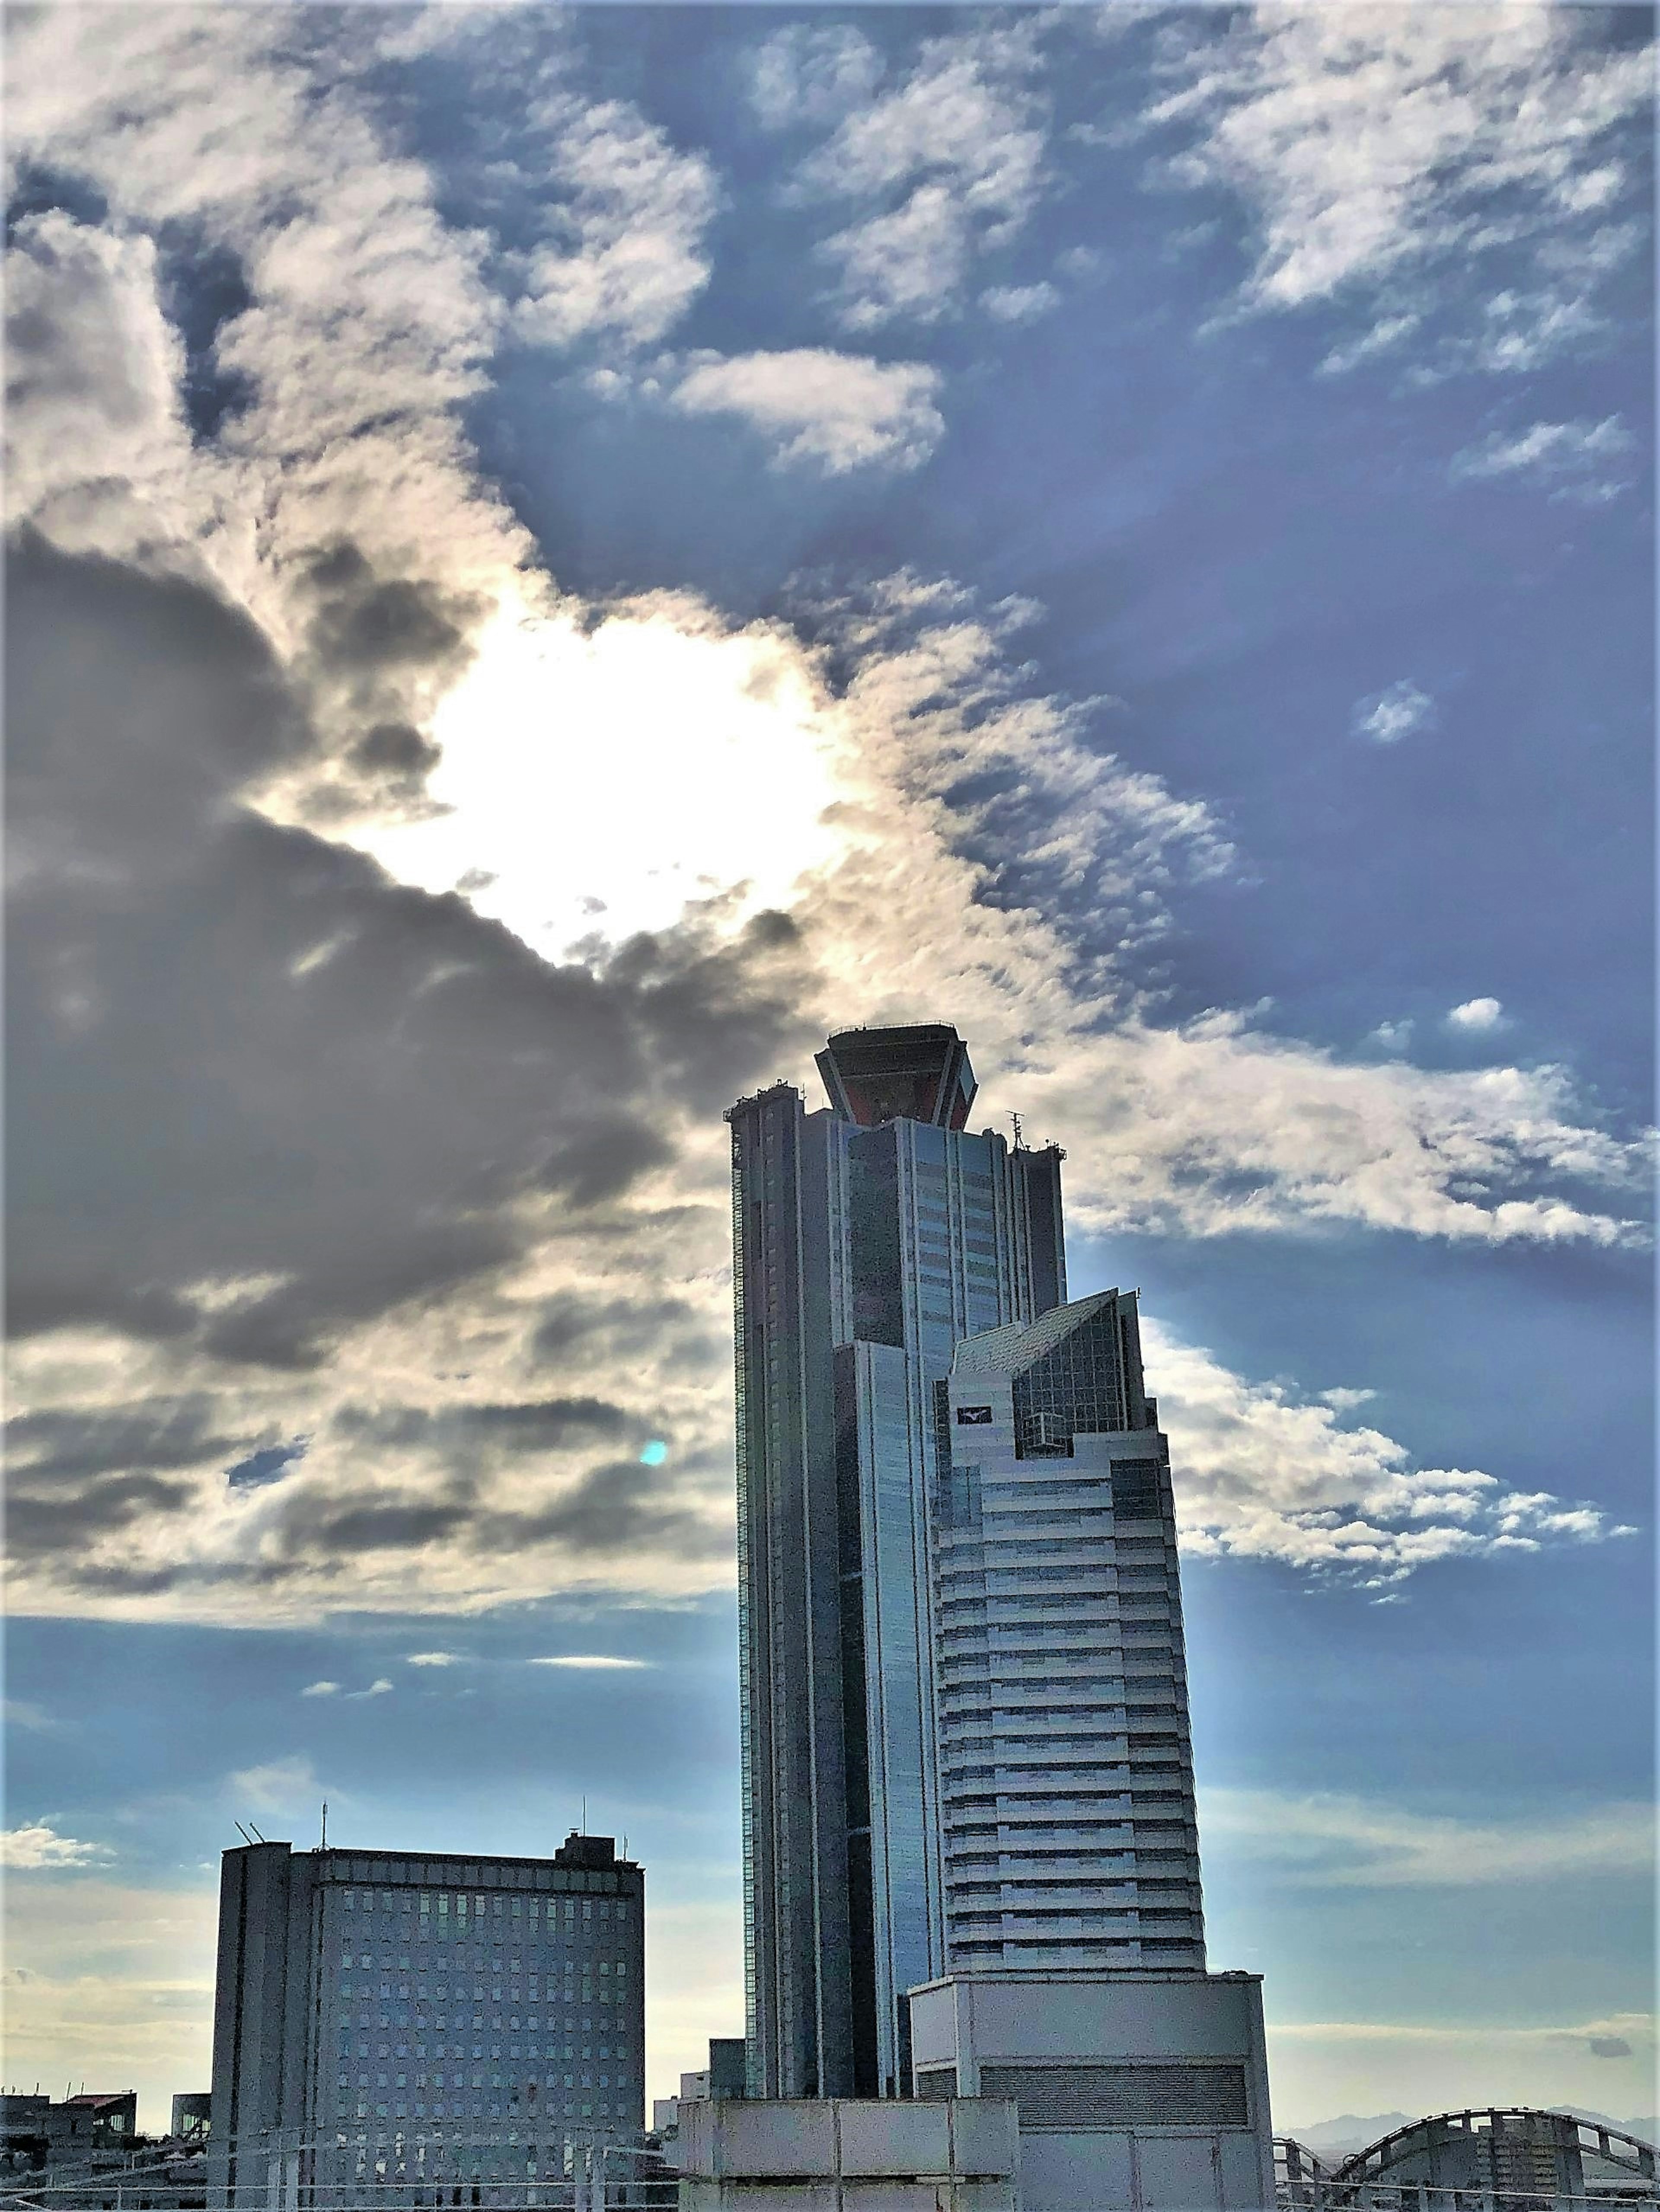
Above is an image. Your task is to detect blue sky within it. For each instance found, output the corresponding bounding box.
[4,0,1654,2141]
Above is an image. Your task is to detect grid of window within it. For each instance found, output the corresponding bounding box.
[313,1865,644,2198]
[1011,1304,1126,1457]
[935,1303,1204,1977]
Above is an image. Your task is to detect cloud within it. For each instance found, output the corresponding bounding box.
[781,25,1050,328]
[1,1702,58,1734]
[1590,2037,1634,2059]
[1352,679,1437,745]
[1450,415,1637,503]
[300,1680,340,1698]
[980,281,1060,325]
[1144,1317,1637,1580]
[345,1678,394,1699]
[670,350,944,474]
[5,9,1647,1639]
[1146,8,1650,373]
[748,24,882,133]
[1367,1020,1413,1055]
[1200,1788,1655,1888]
[512,97,718,351]
[1446,997,1505,1033]
[530,1655,652,1670]
[1,1823,108,1871]
[228,1756,318,1814]
[405,1651,463,1667]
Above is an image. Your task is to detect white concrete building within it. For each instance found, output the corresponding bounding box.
[913,1292,1274,2210]
[909,1971,1273,2212]
[933,1291,1202,1972]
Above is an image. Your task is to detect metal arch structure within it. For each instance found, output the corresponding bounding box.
[1329,2107,1657,2202]
[1275,2137,1333,2206]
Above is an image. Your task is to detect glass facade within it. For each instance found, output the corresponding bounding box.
[727,1028,1067,2099]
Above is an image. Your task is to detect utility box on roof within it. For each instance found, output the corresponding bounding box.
[909,1971,1274,2212]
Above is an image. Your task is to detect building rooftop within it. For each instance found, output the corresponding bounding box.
[951,1288,1125,1378]
[816,1023,977,1130]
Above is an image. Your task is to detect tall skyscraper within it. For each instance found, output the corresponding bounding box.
[208,1835,643,2209]
[931,1290,1205,1973]
[726,1026,1066,2101]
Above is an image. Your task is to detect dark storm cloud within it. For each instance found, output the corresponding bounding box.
[6,535,811,1378]
[5,1399,237,1480]
[291,542,485,813]
[348,721,443,781]
[6,1473,195,1557]
[331,1396,633,1453]
[475,1457,725,1558]
[299,542,477,679]
[531,1290,723,1375]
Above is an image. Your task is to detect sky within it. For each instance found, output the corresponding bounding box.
[3,0,1655,2145]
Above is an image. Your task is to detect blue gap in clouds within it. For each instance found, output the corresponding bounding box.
[154,232,257,443]
[6,161,110,241]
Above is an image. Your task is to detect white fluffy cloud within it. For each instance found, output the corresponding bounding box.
[773,24,1050,328]
[980,281,1060,325]
[1147,7,1650,371]
[670,349,944,474]
[1446,997,1505,1033]
[1451,414,1637,503]
[1352,679,1437,744]
[513,97,718,351]
[1,1823,108,1871]
[227,1756,320,1814]
[530,1654,652,1670]
[1141,1318,1635,1583]
[748,23,883,133]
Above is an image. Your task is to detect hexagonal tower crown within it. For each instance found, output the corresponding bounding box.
[815,1023,977,1130]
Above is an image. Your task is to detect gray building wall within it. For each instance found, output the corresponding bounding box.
[208,1838,644,2209]
[728,1027,1066,2104]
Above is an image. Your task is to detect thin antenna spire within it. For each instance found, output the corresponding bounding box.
[1009,1110,1024,1151]
[321,1801,328,1850]
[581,1794,587,1835]
[234,1821,255,1846]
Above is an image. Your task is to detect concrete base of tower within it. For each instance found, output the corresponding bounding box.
[907,1969,1274,2212]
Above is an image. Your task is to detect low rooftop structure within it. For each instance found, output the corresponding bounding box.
[676,2094,1019,2212]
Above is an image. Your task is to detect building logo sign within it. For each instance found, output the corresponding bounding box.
[955,1406,993,1425]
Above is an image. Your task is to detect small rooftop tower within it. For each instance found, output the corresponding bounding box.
[816,1023,977,1130]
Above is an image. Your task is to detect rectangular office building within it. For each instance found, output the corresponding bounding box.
[208,1834,643,2209]
[727,1025,1066,2102]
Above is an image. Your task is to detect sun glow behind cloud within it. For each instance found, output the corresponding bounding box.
[361,597,851,956]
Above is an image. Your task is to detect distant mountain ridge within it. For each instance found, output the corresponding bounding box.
[1286,2114,1414,2155]
[1287,2110,1659,2161]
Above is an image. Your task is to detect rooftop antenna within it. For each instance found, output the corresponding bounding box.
[1009,1111,1025,1151]
[321,1801,328,1850]
[233,1822,255,1846]
[581,1794,587,1835]
[248,1823,267,1844]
